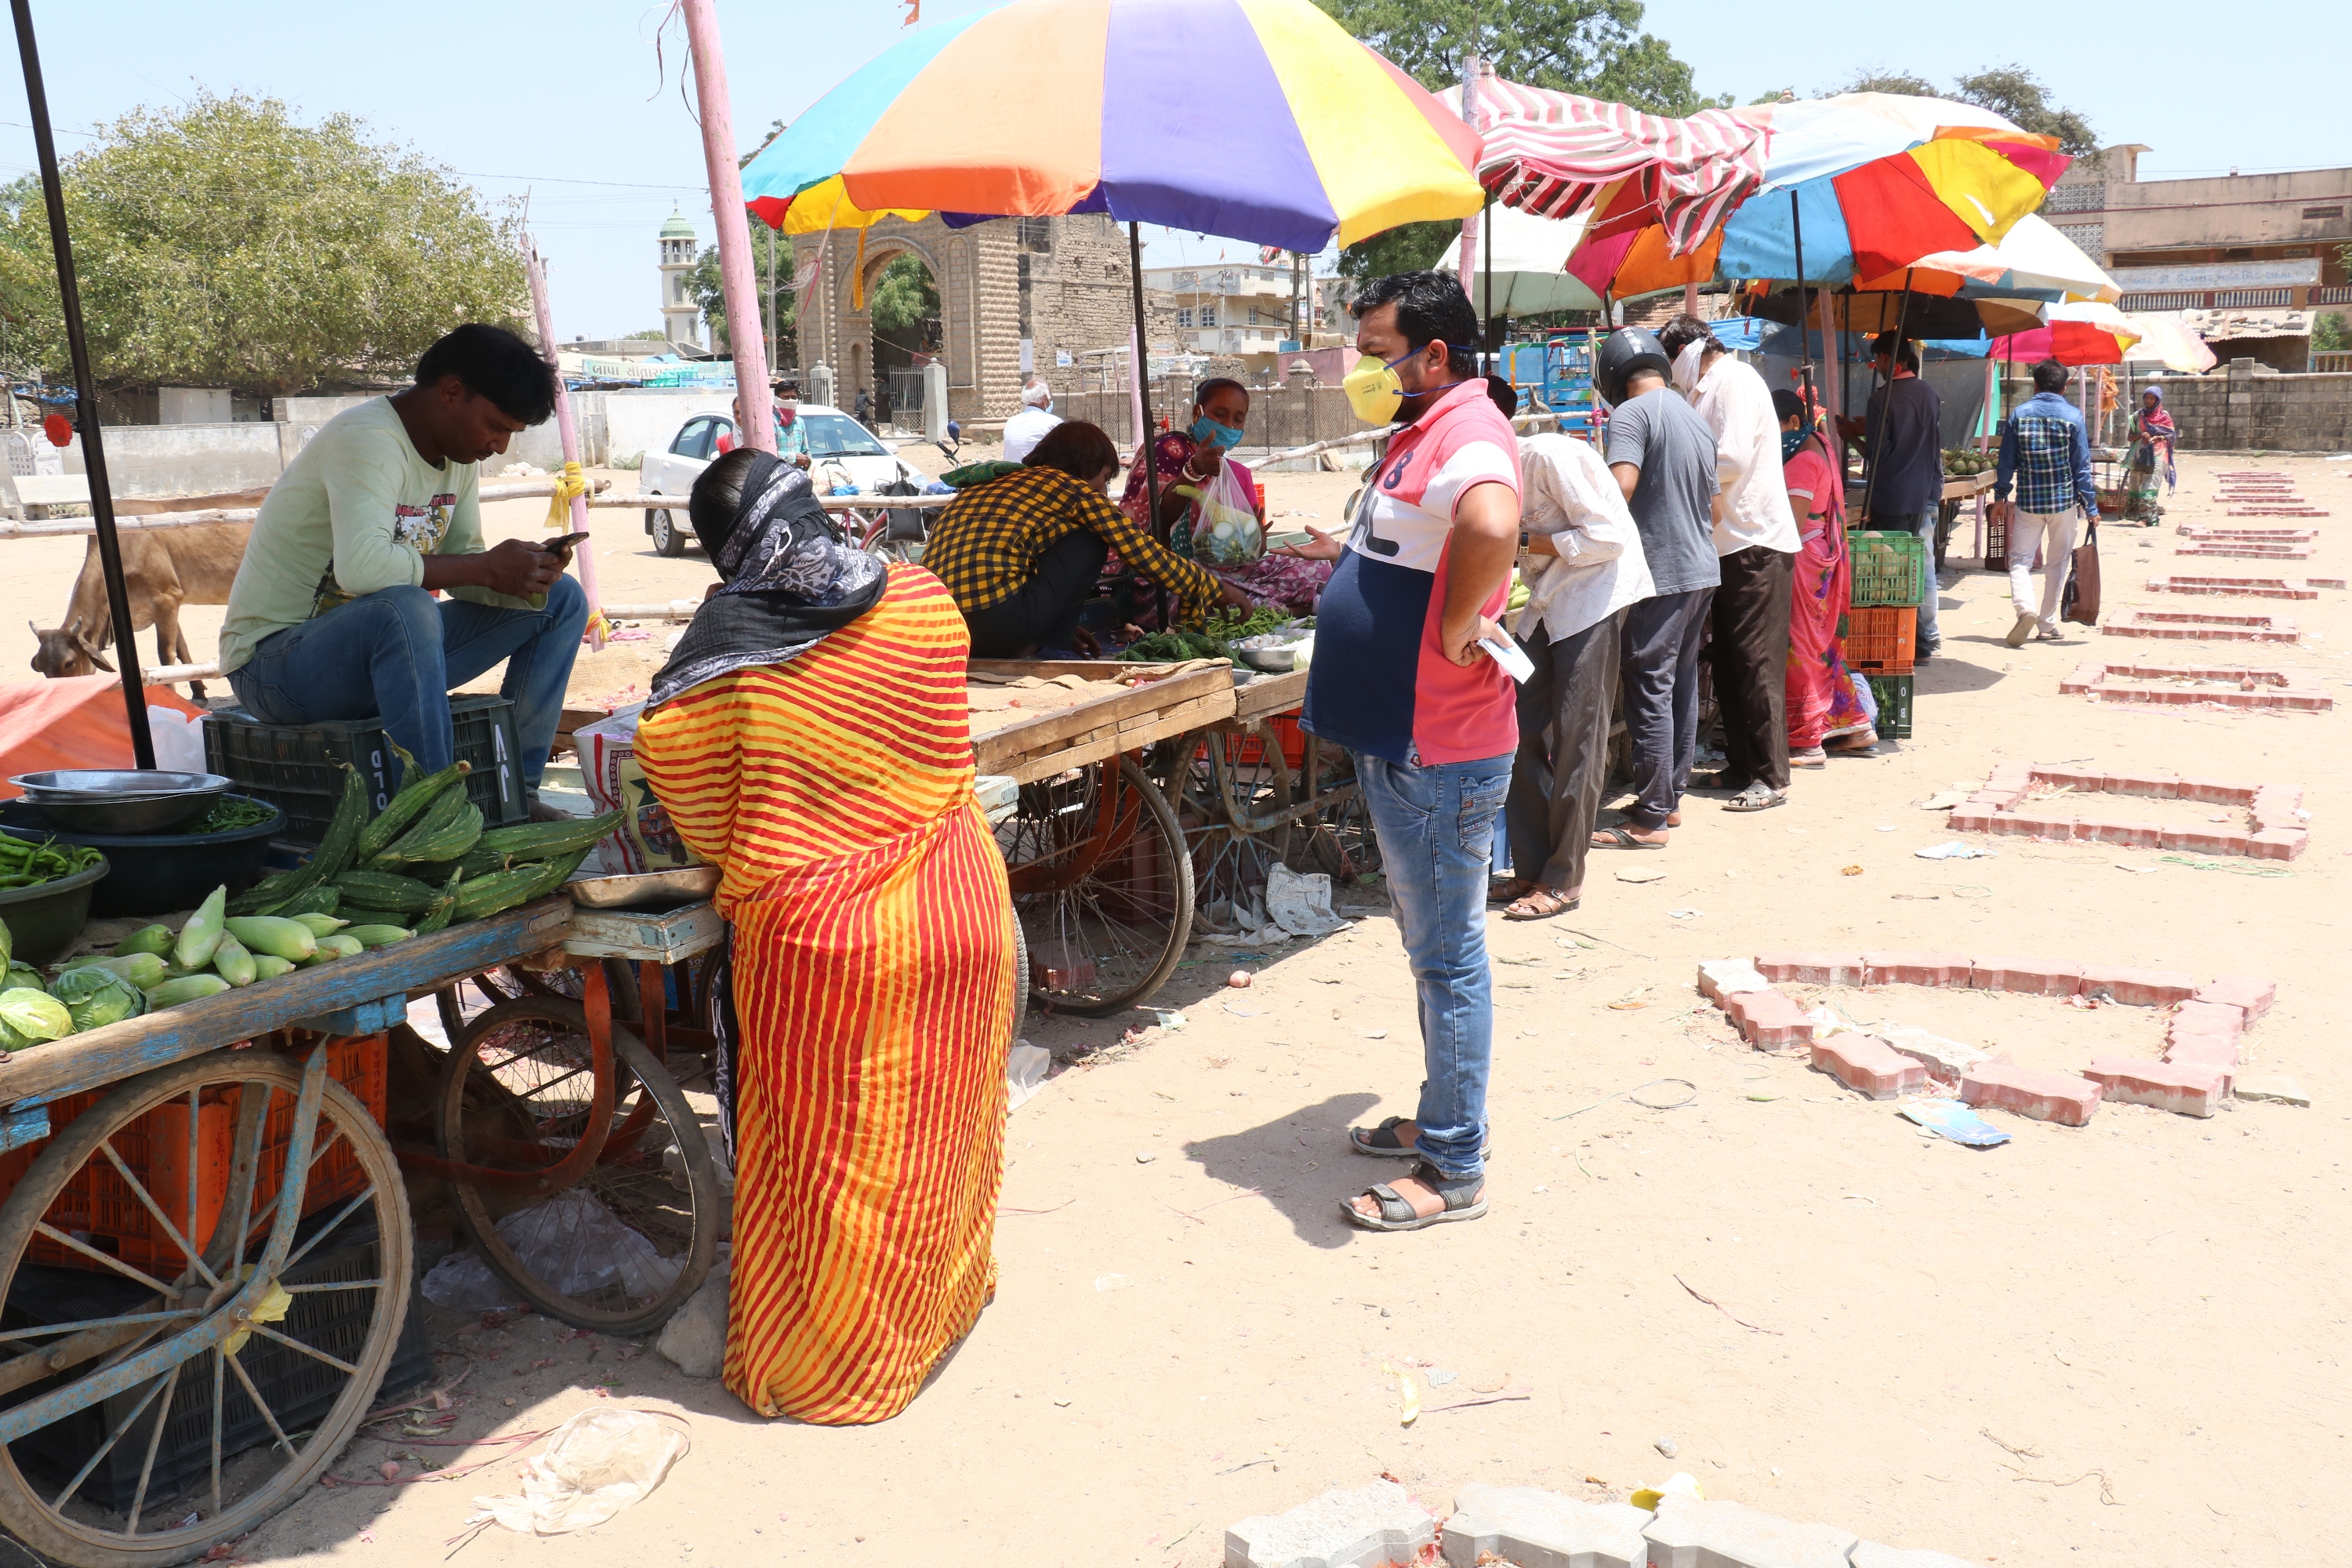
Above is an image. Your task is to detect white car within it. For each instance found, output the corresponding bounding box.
[637,403,924,556]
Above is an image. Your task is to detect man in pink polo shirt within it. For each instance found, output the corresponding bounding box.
[1287,271,1522,1233]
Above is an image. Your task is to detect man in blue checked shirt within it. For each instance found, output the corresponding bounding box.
[1992,358,2100,646]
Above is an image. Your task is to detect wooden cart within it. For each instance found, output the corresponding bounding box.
[0,897,574,1567]
[970,659,1236,1016]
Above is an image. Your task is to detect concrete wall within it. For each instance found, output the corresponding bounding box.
[2126,366,2352,452]
[56,423,288,497]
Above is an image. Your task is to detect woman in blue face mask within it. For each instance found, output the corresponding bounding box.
[1117,377,1330,615]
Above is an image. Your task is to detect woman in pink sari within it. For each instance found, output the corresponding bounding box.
[1774,389,1876,764]
[1119,378,1330,615]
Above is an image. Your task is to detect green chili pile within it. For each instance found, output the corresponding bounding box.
[0,834,104,890]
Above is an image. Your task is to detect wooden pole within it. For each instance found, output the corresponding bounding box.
[680,0,775,453]
[11,0,151,766]
[1127,223,1158,510]
[521,235,604,648]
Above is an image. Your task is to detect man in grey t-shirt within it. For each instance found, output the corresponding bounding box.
[1595,349,1721,848]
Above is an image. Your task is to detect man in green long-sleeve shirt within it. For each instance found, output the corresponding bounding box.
[221,325,589,818]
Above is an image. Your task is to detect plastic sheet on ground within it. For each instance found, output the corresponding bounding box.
[421,1190,682,1312]
[1197,863,1353,946]
[419,1251,524,1314]
[466,1408,691,1536]
[1007,1039,1051,1109]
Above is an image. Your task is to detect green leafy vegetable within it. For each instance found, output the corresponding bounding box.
[47,966,143,1032]
[0,986,74,1050]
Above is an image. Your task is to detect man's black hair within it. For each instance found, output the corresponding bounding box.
[1658,314,1719,359]
[1351,271,1479,375]
[1771,388,1809,424]
[2031,357,2071,394]
[1870,329,1920,373]
[415,324,558,425]
[1483,374,1519,421]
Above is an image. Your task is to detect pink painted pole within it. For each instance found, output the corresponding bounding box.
[681,0,775,454]
[1454,60,1481,299]
[522,235,604,649]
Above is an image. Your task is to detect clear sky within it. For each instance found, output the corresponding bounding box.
[0,0,2342,347]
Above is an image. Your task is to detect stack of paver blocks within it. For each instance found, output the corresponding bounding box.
[1943,763,2308,860]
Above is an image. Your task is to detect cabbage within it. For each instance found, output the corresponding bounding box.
[45,966,143,1033]
[0,986,73,1051]
[4,964,41,995]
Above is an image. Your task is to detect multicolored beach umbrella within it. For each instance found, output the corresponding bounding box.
[741,0,1484,253]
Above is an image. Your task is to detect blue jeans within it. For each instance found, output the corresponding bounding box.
[227,578,589,792]
[1867,510,1941,650]
[1356,751,1511,1181]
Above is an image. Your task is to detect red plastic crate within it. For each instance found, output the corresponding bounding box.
[0,1034,387,1276]
[1843,606,1917,673]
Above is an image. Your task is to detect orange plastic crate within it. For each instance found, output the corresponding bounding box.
[1843,606,1917,673]
[0,1034,387,1276]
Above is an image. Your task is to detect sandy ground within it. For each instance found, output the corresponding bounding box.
[8,448,2352,1566]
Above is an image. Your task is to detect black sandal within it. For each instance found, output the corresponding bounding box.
[1342,1160,1489,1232]
[1348,1116,1422,1158]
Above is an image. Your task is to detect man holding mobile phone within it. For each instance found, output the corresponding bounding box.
[221,325,590,820]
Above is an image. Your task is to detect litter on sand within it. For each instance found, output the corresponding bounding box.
[1900,1098,2011,1148]
[1666,907,1702,920]
[1617,867,1666,884]
[1916,840,1996,860]
[463,1408,690,1537]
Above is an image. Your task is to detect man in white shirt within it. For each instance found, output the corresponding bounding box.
[1664,315,1800,813]
[1000,378,1061,463]
[1489,380,1654,920]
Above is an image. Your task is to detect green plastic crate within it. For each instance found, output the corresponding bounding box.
[1865,672,1914,740]
[1847,529,1928,608]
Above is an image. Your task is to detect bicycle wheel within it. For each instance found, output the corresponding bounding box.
[1174,726,1298,935]
[0,1051,410,1567]
[438,997,718,1334]
[1308,762,1383,885]
[999,757,1193,1018]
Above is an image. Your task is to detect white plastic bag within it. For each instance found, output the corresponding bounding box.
[420,1250,524,1313]
[1191,459,1264,564]
[495,1189,683,1304]
[576,704,695,874]
[1006,1040,1052,1109]
[467,1408,690,1536]
[147,708,208,774]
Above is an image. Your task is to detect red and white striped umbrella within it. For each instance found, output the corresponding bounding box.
[1456,76,1768,257]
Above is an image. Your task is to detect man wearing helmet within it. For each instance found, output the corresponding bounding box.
[1588,326,1722,851]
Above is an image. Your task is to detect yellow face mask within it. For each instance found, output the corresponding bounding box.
[1342,350,1418,426]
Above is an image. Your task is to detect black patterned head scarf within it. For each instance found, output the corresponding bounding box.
[649,452,887,708]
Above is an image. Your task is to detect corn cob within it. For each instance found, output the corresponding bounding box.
[64,953,168,989]
[113,924,172,957]
[354,749,471,862]
[227,764,368,914]
[273,885,341,919]
[341,924,412,948]
[212,931,257,988]
[223,916,318,964]
[250,955,296,980]
[172,886,227,972]
[291,913,348,938]
[300,933,365,964]
[331,870,444,914]
[146,975,231,1007]
[368,788,483,869]
[472,809,626,863]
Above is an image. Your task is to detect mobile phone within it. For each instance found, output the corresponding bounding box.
[543,532,592,551]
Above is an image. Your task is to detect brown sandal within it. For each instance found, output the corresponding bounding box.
[1486,876,1537,906]
[1504,886,1578,921]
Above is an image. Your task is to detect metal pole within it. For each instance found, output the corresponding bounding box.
[521,236,604,648]
[11,0,151,764]
[1127,223,1159,522]
[680,0,774,453]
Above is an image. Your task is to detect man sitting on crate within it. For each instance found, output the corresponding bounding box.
[220,325,589,822]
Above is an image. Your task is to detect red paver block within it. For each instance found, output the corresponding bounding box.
[2245,828,2309,862]
[2304,577,2347,588]
[2085,1058,2229,1118]
[2071,816,2165,848]
[1966,788,2026,810]
[2030,765,2104,791]
[1962,1062,2102,1127]
[2078,965,2199,1007]
[2196,975,2275,1024]
[1696,958,1773,1004]
[2163,1033,2240,1081]
[1723,987,1813,1047]
[1970,956,2083,996]
[1860,951,1971,988]
[2176,777,2260,805]
[1985,762,2034,791]
[1987,812,2073,840]
[1809,1035,1928,1100]
[1945,808,1998,833]
[2158,825,2254,855]
[2249,786,2304,831]
[1753,951,1866,985]
[2169,999,2246,1041]
[2059,664,2103,695]
[2101,771,2180,799]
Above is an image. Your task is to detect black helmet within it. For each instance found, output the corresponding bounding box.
[1595,327,1672,405]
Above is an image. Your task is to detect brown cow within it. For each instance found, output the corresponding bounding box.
[29,488,270,701]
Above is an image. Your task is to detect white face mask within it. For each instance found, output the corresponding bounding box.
[1671,340,1705,395]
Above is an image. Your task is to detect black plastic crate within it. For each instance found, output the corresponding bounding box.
[1866,673,1915,740]
[5,1215,430,1512]
[205,694,527,845]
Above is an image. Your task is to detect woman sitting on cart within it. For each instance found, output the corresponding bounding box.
[633,447,1014,1426]
[1120,378,1332,615]
[924,419,1250,656]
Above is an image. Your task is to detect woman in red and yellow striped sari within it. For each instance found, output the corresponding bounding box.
[635,448,1012,1425]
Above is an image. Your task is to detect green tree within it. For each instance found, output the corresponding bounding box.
[2315,311,2350,354]
[0,92,526,395]
[1831,69,1936,97]
[1318,0,1718,280]
[688,242,795,360]
[1820,64,2098,158]
[867,252,938,336]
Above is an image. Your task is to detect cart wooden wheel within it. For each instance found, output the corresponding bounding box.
[432,960,636,1055]
[0,1049,410,1567]
[999,756,1193,1018]
[435,994,718,1334]
[1173,724,1301,934]
[1307,763,1382,885]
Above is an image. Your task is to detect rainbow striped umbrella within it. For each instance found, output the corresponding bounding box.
[741,0,1483,253]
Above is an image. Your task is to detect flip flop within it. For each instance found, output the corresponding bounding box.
[1341,1161,1488,1232]
[1591,825,1666,848]
[1503,886,1578,921]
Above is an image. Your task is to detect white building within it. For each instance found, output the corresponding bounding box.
[659,210,701,348]
[1142,262,1308,367]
